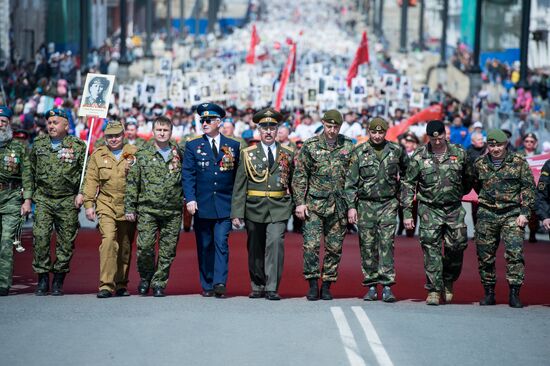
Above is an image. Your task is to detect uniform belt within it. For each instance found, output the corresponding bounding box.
[0,182,21,190]
[247,190,286,198]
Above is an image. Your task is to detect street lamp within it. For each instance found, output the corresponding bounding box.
[166,0,173,51]
[437,0,449,68]
[470,0,483,73]
[417,0,425,50]
[518,0,531,88]
[179,0,186,44]
[399,0,408,53]
[120,0,130,64]
[145,0,153,58]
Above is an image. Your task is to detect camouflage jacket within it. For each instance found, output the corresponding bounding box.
[535,160,550,220]
[401,142,470,219]
[29,134,86,198]
[292,133,354,217]
[344,140,408,208]
[125,141,184,215]
[0,139,33,200]
[472,151,535,217]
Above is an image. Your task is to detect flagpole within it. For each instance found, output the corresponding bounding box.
[79,115,96,191]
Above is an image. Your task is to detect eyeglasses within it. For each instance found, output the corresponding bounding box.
[259,126,277,132]
[201,118,220,124]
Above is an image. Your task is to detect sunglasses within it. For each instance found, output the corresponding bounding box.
[201,118,220,124]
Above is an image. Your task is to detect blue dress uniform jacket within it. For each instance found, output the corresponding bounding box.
[182,134,240,219]
[182,133,240,292]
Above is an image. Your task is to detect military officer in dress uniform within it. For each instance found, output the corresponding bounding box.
[0,106,32,296]
[231,108,295,300]
[82,121,138,298]
[30,109,86,296]
[183,103,240,298]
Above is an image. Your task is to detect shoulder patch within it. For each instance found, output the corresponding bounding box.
[280,144,294,153]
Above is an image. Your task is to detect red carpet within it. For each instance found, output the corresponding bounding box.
[12,229,550,305]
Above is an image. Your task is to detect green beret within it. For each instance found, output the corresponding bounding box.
[253,108,283,126]
[104,121,124,135]
[487,129,508,144]
[322,109,343,125]
[368,117,389,132]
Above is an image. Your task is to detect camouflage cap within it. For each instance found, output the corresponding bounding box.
[45,108,68,120]
[253,108,283,126]
[368,117,389,132]
[486,129,508,144]
[322,109,343,125]
[104,120,124,135]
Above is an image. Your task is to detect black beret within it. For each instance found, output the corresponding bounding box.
[426,120,445,137]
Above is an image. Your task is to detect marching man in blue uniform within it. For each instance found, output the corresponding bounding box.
[182,103,241,297]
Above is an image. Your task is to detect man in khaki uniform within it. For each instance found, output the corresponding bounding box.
[83,121,138,298]
[231,108,295,300]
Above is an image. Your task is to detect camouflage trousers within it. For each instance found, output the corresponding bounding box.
[418,202,468,292]
[136,211,181,289]
[32,194,79,274]
[357,198,398,287]
[475,208,525,286]
[0,190,23,289]
[98,215,136,292]
[302,211,346,282]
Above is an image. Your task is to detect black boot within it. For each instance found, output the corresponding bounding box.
[509,285,523,308]
[137,279,150,295]
[320,281,333,300]
[479,285,496,306]
[306,279,319,301]
[35,273,49,296]
[51,273,66,296]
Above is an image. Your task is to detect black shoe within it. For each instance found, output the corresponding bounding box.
[35,273,49,296]
[137,279,150,295]
[0,288,8,296]
[265,291,281,300]
[153,287,166,298]
[306,279,319,301]
[97,290,112,299]
[479,285,496,306]
[363,286,378,301]
[249,290,265,299]
[115,288,130,297]
[51,273,66,296]
[528,233,537,243]
[201,290,214,297]
[509,285,523,308]
[382,286,396,303]
[320,281,333,300]
[214,283,226,298]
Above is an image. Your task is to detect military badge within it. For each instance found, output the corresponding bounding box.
[219,145,235,171]
[278,151,291,188]
[539,182,545,191]
[58,147,75,163]
[3,151,20,173]
[123,152,136,176]
[168,147,181,173]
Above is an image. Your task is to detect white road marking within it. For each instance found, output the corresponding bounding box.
[330,306,367,366]
[352,306,394,366]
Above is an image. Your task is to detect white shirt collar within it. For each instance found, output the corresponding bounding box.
[206,134,221,148]
[261,142,276,158]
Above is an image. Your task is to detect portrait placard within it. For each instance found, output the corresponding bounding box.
[79,73,116,118]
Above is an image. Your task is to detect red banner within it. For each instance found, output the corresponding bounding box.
[386,104,443,141]
[275,42,296,110]
[346,31,370,87]
[245,25,261,64]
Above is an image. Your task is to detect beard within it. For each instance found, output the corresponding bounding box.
[0,126,13,143]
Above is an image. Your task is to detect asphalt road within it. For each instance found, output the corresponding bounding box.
[1,295,548,366]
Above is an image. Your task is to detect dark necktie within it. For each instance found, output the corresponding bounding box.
[212,139,218,158]
[268,146,274,169]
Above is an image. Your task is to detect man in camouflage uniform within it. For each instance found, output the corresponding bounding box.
[0,106,32,296]
[401,120,470,305]
[231,108,295,300]
[471,129,535,308]
[30,109,86,296]
[83,121,137,298]
[292,109,354,301]
[125,116,183,297]
[535,159,550,239]
[345,117,408,303]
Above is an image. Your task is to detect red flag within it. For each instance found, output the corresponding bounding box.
[346,31,370,87]
[275,42,297,110]
[79,116,104,152]
[385,104,443,141]
[245,25,261,64]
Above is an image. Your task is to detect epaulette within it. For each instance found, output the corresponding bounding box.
[187,135,202,142]
[243,145,258,152]
[280,144,294,153]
